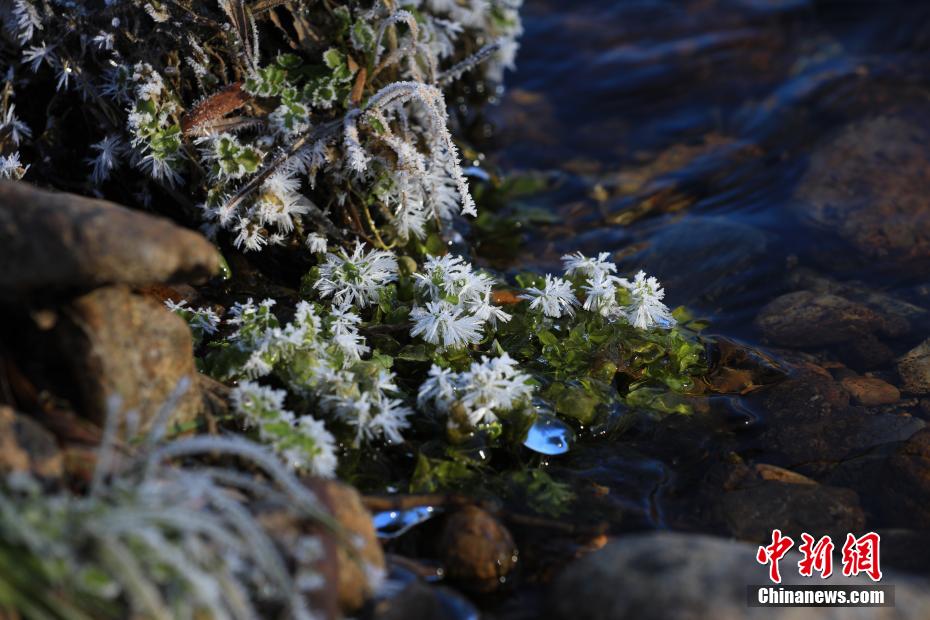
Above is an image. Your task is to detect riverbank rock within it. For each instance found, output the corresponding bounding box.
[754,291,886,347]
[55,285,202,433]
[0,406,62,480]
[897,339,930,394]
[794,115,930,265]
[549,532,930,620]
[0,181,220,300]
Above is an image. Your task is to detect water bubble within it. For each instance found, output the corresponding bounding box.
[373,506,438,539]
[523,414,575,455]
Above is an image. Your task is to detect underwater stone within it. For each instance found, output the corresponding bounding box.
[754,290,884,347]
[0,181,220,299]
[897,339,930,395]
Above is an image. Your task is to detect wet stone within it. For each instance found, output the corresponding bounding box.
[794,114,930,265]
[840,376,900,406]
[438,505,518,592]
[754,291,886,347]
[897,339,930,395]
[0,181,220,300]
[371,581,478,620]
[548,531,930,620]
[721,480,865,544]
[879,428,930,529]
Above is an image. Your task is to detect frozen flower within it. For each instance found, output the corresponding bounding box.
[561,251,617,279]
[620,270,676,330]
[417,353,535,426]
[231,381,338,476]
[314,241,398,308]
[164,299,220,341]
[255,171,308,233]
[86,134,123,184]
[21,42,56,72]
[410,300,483,349]
[305,233,328,254]
[0,152,27,180]
[369,397,412,444]
[1,104,31,146]
[521,275,578,318]
[233,217,267,252]
[92,30,115,50]
[290,416,338,477]
[417,365,457,410]
[581,270,621,318]
[10,0,41,43]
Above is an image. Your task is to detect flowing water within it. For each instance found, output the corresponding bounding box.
[472,0,930,563]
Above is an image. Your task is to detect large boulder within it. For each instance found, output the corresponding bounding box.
[0,181,219,299]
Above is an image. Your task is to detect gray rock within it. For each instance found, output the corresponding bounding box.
[897,339,930,395]
[0,181,219,299]
[549,532,930,620]
[755,291,885,347]
[55,285,202,433]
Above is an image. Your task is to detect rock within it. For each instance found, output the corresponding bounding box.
[55,285,202,433]
[753,463,816,485]
[721,481,865,544]
[897,339,930,394]
[549,532,930,620]
[305,478,385,612]
[754,370,924,474]
[840,376,901,406]
[836,333,896,370]
[438,505,518,592]
[879,428,930,528]
[0,406,62,480]
[794,115,930,264]
[0,181,219,299]
[754,291,885,347]
[372,581,478,620]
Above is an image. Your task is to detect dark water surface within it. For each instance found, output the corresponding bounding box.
[471,0,930,595]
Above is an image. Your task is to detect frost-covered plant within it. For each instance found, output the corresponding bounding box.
[0,0,522,252]
[0,394,338,620]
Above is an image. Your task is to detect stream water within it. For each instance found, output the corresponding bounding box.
[468,0,930,589]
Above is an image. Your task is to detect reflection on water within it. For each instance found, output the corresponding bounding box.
[478,0,930,541]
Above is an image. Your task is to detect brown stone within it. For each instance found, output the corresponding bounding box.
[0,406,62,480]
[754,291,883,347]
[306,478,385,612]
[438,505,518,592]
[840,375,901,406]
[898,339,930,394]
[795,115,930,263]
[55,285,202,433]
[0,181,219,299]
